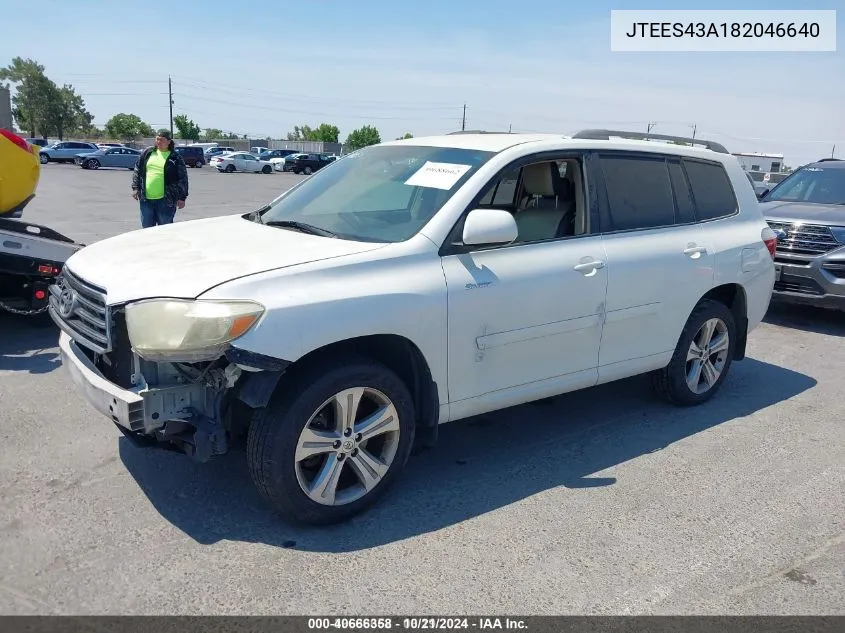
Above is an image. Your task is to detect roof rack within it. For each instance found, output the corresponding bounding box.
[816,157,842,162]
[447,130,512,135]
[571,129,729,154]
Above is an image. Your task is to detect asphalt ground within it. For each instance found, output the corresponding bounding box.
[0,163,843,615]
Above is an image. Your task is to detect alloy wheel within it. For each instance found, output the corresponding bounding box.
[294,386,401,506]
[686,318,730,394]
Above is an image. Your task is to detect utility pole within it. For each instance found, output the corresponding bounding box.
[168,75,174,137]
[691,123,697,139]
[508,123,512,133]
[832,144,836,158]
[646,121,656,137]
[461,104,466,131]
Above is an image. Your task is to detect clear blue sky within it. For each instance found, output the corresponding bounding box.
[3,0,843,166]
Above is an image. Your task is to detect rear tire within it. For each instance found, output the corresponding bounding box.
[261,165,272,174]
[247,357,416,525]
[225,164,235,173]
[651,299,736,406]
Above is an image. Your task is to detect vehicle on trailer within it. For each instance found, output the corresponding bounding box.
[0,128,83,316]
[50,129,777,525]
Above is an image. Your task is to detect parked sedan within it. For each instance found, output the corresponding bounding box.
[210,152,274,173]
[74,147,142,170]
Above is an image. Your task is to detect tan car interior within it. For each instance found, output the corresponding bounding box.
[513,159,587,242]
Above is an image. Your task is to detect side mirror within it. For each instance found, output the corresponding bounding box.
[462,208,518,246]
[757,189,769,200]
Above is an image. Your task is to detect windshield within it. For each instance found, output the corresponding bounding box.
[763,165,845,205]
[259,144,495,242]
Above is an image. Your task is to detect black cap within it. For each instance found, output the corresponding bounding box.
[156,129,172,140]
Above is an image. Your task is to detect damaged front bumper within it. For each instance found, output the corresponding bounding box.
[58,331,236,461]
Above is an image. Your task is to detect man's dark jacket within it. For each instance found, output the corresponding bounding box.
[131,146,189,207]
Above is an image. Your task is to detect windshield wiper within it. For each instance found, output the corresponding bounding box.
[262,220,338,237]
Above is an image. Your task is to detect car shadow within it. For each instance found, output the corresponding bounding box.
[0,312,60,374]
[120,357,816,552]
[763,302,845,338]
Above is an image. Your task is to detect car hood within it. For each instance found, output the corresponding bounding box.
[63,213,387,305]
[760,200,845,226]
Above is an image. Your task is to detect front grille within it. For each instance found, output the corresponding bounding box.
[767,221,840,257]
[774,276,825,296]
[49,267,112,353]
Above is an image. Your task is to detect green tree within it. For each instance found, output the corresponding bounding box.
[397,132,413,139]
[46,84,93,140]
[344,125,381,151]
[286,124,314,141]
[105,113,154,140]
[312,123,340,143]
[173,114,201,141]
[0,57,52,136]
[202,127,223,140]
[286,123,340,143]
[0,58,93,139]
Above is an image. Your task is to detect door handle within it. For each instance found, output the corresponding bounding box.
[573,260,605,274]
[684,245,707,257]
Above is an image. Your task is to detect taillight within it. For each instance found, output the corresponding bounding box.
[0,128,31,153]
[762,226,778,259]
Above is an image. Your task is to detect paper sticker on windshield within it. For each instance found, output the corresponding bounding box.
[404,161,472,190]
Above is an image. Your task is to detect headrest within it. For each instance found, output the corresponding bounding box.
[522,162,556,196]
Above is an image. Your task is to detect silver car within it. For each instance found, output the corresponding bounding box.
[74,147,142,170]
[760,158,845,311]
[39,141,100,164]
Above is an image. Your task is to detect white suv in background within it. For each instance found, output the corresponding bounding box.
[49,129,777,525]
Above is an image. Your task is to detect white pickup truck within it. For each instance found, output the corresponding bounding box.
[50,130,777,525]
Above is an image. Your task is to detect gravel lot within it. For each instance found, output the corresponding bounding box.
[0,164,843,615]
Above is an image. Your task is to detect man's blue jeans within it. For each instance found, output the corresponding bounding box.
[140,198,176,228]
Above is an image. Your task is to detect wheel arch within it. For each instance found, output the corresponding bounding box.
[700,283,749,360]
[235,333,441,449]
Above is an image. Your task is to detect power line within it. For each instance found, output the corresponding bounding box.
[170,74,459,109]
[171,90,463,122]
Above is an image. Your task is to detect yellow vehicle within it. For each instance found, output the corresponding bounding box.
[0,128,82,315]
[0,127,41,218]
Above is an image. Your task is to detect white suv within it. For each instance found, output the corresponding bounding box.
[49,129,778,525]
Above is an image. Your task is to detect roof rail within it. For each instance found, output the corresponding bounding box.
[447,130,512,135]
[816,157,842,162]
[571,129,729,154]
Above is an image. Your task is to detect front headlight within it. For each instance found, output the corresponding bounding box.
[829,226,845,244]
[124,298,265,362]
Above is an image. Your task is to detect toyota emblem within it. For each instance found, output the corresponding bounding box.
[57,281,77,318]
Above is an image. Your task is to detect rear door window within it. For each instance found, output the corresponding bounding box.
[599,154,676,231]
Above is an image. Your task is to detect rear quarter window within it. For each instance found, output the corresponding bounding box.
[683,159,738,221]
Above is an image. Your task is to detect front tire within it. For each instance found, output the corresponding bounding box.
[247,358,416,525]
[651,299,736,406]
